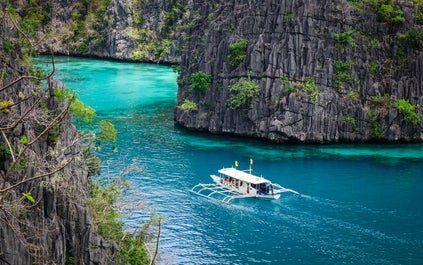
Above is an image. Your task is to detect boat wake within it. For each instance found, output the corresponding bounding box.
[274,184,301,196]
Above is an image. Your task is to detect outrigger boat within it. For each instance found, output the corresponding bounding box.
[191,160,299,203]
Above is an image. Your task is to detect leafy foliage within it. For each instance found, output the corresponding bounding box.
[279,74,295,92]
[339,113,358,131]
[366,110,383,138]
[71,98,96,123]
[377,2,405,23]
[20,136,28,145]
[3,40,14,54]
[334,60,352,88]
[397,27,423,49]
[178,99,198,111]
[347,0,406,24]
[54,88,96,123]
[396,99,421,125]
[87,179,126,240]
[189,71,211,92]
[97,120,117,144]
[29,66,47,86]
[278,75,319,104]
[228,39,248,66]
[367,61,379,76]
[87,179,150,264]
[332,30,357,52]
[304,77,319,105]
[290,77,320,105]
[348,89,361,102]
[20,11,45,37]
[0,99,14,113]
[371,94,393,107]
[227,76,260,109]
[371,118,383,138]
[22,192,35,204]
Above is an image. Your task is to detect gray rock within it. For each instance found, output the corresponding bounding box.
[174,0,423,143]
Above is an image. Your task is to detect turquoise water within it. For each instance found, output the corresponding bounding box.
[35,56,423,264]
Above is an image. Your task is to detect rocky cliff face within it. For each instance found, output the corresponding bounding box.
[174,0,423,143]
[30,0,423,143]
[38,0,186,63]
[0,5,115,264]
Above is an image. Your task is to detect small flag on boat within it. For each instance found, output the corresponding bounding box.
[235,160,239,167]
[250,158,253,165]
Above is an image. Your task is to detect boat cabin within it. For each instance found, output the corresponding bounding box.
[216,167,275,196]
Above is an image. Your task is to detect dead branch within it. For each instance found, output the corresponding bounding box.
[150,218,161,265]
[0,157,75,194]
[1,130,15,162]
[0,53,55,92]
[3,100,71,184]
[0,96,42,131]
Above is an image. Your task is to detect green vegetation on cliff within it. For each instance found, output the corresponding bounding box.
[228,39,248,66]
[396,99,421,125]
[190,71,212,92]
[227,75,260,109]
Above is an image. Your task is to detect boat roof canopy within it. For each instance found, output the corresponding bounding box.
[218,167,270,185]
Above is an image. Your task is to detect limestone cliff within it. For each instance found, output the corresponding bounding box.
[174,0,423,143]
[27,0,423,142]
[0,4,115,265]
[38,0,186,63]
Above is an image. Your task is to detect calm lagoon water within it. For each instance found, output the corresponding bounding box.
[35,56,423,264]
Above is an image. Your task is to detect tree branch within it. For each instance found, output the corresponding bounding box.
[0,96,42,131]
[0,53,55,92]
[149,218,161,265]
[1,130,15,162]
[4,100,72,182]
[0,157,74,194]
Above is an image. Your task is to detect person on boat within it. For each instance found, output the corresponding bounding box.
[259,183,266,194]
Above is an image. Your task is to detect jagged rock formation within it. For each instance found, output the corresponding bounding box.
[0,5,115,265]
[174,0,423,143]
[38,0,186,63]
[26,0,423,143]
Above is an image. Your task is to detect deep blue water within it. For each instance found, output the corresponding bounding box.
[35,56,423,264]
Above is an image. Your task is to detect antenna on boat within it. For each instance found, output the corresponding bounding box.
[249,158,253,174]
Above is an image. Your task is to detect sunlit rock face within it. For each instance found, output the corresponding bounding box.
[174,0,423,143]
